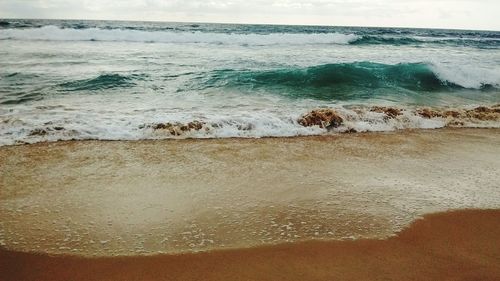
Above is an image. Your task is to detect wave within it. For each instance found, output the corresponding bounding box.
[1,26,498,48]
[58,74,139,91]
[350,35,500,48]
[351,36,430,46]
[199,62,500,99]
[1,105,499,146]
[2,63,498,106]
[0,26,359,45]
[0,72,148,104]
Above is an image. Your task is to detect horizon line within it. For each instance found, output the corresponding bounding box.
[0,17,499,32]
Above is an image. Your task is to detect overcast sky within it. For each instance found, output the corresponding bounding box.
[0,0,499,30]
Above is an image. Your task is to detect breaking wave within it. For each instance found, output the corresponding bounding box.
[351,35,500,48]
[1,105,499,146]
[200,62,500,99]
[0,26,360,45]
[1,26,498,48]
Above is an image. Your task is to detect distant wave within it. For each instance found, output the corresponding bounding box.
[0,26,359,45]
[351,36,424,45]
[199,62,500,99]
[1,26,499,48]
[351,35,500,48]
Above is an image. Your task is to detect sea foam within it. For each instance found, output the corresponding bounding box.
[0,26,360,45]
[1,104,499,146]
[430,64,500,89]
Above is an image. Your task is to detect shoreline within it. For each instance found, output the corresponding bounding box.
[4,126,500,147]
[1,209,499,281]
[2,104,499,147]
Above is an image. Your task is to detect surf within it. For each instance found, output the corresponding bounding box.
[0,26,360,45]
[200,62,500,100]
[1,25,498,48]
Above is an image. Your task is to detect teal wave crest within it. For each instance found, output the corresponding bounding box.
[201,62,481,100]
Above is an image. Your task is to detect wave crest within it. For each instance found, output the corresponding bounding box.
[59,74,139,91]
[350,35,500,48]
[200,62,499,99]
[1,26,498,48]
[0,26,359,45]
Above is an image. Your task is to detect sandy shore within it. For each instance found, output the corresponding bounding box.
[1,209,499,281]
[1,128,500,280]
[1,128,500,257]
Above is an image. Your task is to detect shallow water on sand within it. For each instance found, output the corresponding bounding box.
[1,129,499,256]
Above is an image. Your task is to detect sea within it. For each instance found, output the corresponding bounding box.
[0,19,499,145]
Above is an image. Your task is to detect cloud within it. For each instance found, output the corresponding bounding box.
[0,0,499,30]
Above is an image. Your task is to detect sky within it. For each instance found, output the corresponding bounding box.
[0,0,499,30]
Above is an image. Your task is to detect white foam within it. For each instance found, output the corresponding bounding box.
[338,108,446,133]
[430,63,500,89]
[0,26,360,46]
[1,102,499,147]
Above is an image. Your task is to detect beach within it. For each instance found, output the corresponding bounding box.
[1,209,499,281]
[0,16,499,281]
[1,128,500,279]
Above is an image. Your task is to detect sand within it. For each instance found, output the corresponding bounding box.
[1,209,499,281]
[1,128,500,256]
[0,128,500,279]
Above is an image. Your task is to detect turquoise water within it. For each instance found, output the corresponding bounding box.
[0,19,499,144]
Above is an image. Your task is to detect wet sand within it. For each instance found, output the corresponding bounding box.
[1,128,500,280]
[1,128,500,257]
[1,209,499,281]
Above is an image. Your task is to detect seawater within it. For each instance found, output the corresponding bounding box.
[0,19,499,145]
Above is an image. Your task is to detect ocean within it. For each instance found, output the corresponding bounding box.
[0,19,499,145]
